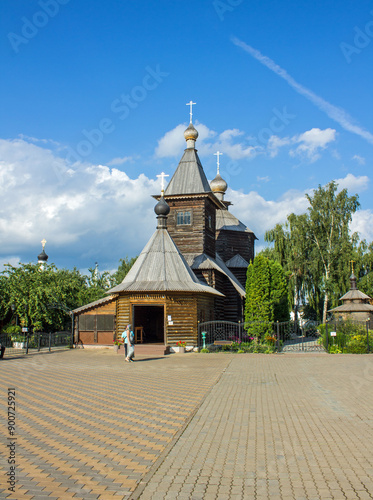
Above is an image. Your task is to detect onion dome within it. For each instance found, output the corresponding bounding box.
[38,249,48,262]
[210,173,228,194]
[155,196,170,229]
[210,173,228,202]
[184,122,199,148]
[154,196,170,217]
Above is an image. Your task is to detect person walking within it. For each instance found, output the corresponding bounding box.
[123,324,135,362]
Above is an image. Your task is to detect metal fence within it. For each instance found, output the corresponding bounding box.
[198,320,297,350]
[198,319,372,353]
[0,331,72,358]
[321,319,372,353]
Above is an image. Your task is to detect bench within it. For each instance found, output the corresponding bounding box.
[213,340,232,346]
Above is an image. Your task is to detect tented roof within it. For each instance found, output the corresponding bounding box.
[108,228,223,296]
[164,148,211,195]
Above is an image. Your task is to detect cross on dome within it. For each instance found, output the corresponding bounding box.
[41,238,47,249]
[157,172,169,194]
[186,101,196,123]
[214,151,223,174]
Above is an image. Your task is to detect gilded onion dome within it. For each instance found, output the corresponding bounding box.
[184,122,199,147]
[210,173,227,194]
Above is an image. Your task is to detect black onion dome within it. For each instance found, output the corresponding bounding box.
[154,196,170,216]
[38,249,48,262]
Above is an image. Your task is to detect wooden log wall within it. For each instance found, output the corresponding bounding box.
[216,230,254,264]
[115,292,215,346]
[166,196,216,258]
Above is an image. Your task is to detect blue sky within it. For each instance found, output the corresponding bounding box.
[1,0,372,272]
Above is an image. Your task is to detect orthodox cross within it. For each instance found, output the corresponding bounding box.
[214,151,223,174]
[157,172,169,194]
[349,260,355,274]
[186,101,196,123]
[41,238,47,249]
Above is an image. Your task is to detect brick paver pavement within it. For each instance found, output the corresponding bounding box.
[1,350,373,500]
[0,350,230,499]
[136,353,373,500]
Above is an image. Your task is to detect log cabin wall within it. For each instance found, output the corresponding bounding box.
[77,299,116,345]
[166,294,197,344]
[166,196,216,258]
[216,229,254,264]
[197,294,215,323]
[115,292,214,346]
[229,268,248,289]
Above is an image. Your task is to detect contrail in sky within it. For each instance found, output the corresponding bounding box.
[231,36,373,145]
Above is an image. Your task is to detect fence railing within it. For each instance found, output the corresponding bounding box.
[198,320,296,349]
[321,319,372,353]
[198,319,372,353]
[0,331,72,358]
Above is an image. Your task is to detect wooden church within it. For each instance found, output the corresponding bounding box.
[74,108,257,348]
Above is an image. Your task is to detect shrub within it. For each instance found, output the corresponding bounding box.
[345,333,373,354]
[200,348,209,353]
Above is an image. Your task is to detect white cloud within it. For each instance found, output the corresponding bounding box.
[268,128,336,161]
[0,138,158,267]
[352,155,366,165]
[226,173,369,245]
[107,156,134,166]
[257,176,270,182]
[227,187,309,241]
[335,173,369,192]
[290,128,336,161]
[155,124,187,157]
[267,135,292,157]
[351,210,373,242]
[155,123,257,160]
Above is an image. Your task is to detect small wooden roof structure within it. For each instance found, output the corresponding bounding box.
[329,273,373,315]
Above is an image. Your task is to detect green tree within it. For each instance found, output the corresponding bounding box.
[270,260,289,323]
[0,263,87,332]
[245,255,273,335]
[245,255,289,335]
[265,213,309,324]
[111,256,137,285]
[305,181,359,323]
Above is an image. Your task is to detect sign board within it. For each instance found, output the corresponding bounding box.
[22,327,28,333]
[330,331,337,337]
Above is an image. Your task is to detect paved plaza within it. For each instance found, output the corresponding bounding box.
[1,350,373,499]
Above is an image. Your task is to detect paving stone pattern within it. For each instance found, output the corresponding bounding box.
[0,350,230,499]
[137,354,373,500]
[1,351,373,500]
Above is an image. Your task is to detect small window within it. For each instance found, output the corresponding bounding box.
[177,211,191,225]
[208,215,212,228]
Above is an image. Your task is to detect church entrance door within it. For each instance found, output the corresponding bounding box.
[133,305,164,344]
